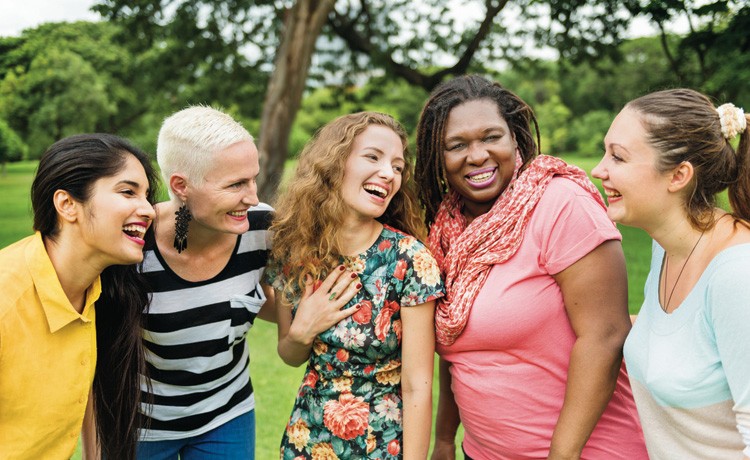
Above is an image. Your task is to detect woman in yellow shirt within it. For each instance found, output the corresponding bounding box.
[0,134,157,459]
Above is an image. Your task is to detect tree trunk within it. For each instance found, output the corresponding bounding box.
[257,0,334,203]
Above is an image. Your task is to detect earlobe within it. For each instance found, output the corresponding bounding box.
[53,190,79,223]
[667,161,694,193]
[170,174,189,201]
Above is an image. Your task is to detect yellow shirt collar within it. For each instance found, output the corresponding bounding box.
[26,232,100,333]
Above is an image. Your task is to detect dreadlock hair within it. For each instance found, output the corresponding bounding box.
[270,112,425,303]
[415,74,541,226]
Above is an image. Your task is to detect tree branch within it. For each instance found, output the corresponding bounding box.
[329,0,508,91]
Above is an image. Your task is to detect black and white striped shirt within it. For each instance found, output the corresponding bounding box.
[138,203,272,441]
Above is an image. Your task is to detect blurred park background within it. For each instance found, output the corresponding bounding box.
[0,0,748,458]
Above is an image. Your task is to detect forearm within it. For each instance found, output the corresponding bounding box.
[277,329,315,367]
[81,389,101,460]
[402,385,432,459]
[549,336,623,459]
[432,358,460,458]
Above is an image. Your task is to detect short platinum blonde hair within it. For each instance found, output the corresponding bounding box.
[157,106,254,196]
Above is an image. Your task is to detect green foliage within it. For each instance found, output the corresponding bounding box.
[567,110,615,157]
[0,118,27,163]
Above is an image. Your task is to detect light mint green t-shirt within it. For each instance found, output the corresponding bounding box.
[624,241,750,459]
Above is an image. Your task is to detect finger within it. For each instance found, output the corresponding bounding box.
[333,278,362,307]
[337,303,362,320]
[319,265,346,293]
[301,275,314,299]
[331,271,359,298]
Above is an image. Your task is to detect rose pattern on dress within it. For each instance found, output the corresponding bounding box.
[267,225,445,459]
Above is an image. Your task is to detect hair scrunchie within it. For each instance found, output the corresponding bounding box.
[716,103,747,140]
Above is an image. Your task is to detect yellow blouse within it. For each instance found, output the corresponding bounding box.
[0,232,100,459]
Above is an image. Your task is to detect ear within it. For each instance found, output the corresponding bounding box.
[53,190,79,223]
[169,174,189,201]
[667,161,694,193]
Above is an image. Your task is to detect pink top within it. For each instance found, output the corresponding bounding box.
[437,178,647,459]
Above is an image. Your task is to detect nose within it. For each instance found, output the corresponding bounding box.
[378,162,395,181]
[140,198,156,222]
[591,158,606,180]
[242,183,260,207]
[467,141,490,165]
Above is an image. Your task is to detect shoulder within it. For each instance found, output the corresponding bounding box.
[247,203,274,231]
[381,225,428,255]
[705,244,750,292]
[0,235,37,319]
[538,176,601,208]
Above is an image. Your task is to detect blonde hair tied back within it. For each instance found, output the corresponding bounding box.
[716,103,747,140]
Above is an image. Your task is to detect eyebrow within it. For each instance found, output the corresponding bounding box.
[445,126,504,142]
[117,179,150,195]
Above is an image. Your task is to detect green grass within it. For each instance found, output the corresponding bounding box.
[1,156,647,458]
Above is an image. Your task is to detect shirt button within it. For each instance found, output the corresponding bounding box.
[79,396,86,403]
[81,359,86,366]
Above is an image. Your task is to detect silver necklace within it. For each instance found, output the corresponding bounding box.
[661,230,705,313]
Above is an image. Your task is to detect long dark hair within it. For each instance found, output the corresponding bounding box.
[32,134,158,458]
[415,74,541,226]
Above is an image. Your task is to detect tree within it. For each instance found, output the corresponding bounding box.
[96,0,640,201]
[633,0,749,102]
[0,118,27,174]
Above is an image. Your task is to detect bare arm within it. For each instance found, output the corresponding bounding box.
[81,389,101,460]
[430,357,460,460]
[400,300,436,460]
[277,267,361,367]
[256,283,277,323]
[548,240,630,460]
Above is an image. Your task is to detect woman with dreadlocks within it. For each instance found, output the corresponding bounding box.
[415,75,647,459]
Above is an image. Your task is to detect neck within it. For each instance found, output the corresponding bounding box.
[339,217,383,256]
[44,233,102,314]
[647,212,707,258]
[155,201,236,254]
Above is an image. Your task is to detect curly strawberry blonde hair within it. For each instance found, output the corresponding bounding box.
[270,112,426,300]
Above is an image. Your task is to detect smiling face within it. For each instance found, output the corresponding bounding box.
[79,153,155,267]
[186,140,260,235]
[443,98,518,221]
[592,107,673,230]
[340,124,405,223]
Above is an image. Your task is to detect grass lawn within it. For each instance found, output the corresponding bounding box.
[1,155,647,458]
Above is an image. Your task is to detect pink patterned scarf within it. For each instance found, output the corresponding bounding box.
[429,154,606,346]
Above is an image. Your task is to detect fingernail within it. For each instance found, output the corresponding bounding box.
[356,303,362,309]
[338,265,345,271]
[355,283,362,289]
[350,273,357,279]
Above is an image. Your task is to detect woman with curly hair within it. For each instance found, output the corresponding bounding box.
[266,111,444,459]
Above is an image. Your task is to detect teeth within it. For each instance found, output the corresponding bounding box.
[605,190,622,198]
[363,184,387,198]
[468,171,493,182]
[228,210,247,217]
[122,224,146,239]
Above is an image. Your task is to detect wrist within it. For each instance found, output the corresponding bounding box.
[288,323,315,347]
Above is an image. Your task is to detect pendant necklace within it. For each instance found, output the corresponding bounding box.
[661,230,705,313]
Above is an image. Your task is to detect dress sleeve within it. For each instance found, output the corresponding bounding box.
[533,177,622,275]
[396,239,445,307]
[705,253,750,456]
[263,257,286,292]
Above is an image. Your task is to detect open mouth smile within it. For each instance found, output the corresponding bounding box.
[363,184,389,199]
[123,223,148,244]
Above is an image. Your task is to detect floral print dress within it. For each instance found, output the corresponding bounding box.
[266,225,444,459]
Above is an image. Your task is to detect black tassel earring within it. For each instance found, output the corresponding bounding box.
[173,203,192,253]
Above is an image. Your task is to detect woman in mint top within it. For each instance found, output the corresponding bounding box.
[593,88,750,459]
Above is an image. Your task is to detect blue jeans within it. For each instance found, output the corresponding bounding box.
[136,410,255,460]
